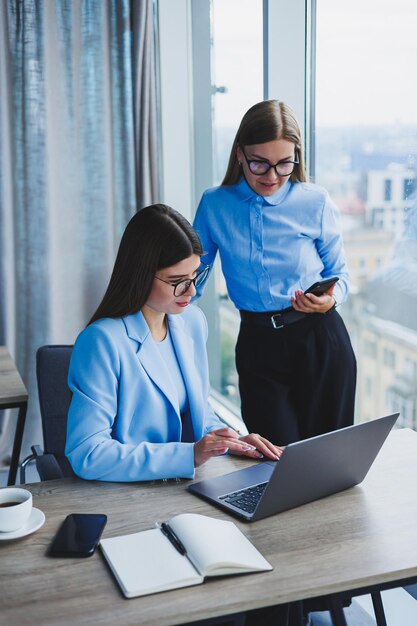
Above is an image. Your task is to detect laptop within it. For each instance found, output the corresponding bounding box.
[188,413,399,522]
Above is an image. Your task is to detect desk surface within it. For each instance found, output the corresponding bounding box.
[0,346,28,405]
[0,428,416,626]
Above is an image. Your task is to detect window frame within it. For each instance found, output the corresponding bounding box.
[157,0,316,410]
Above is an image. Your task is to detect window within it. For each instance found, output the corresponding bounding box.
[159,0,263,414]
[158,1,417,432]
[389,389,417,429]
[211,0,263,185]
[384,179,392,202]
[405,357,417,381]
[364,340,377,359]
[372,208,384,228]
[316,0,417,429]
[209,0,263,407]
[404,177,415,200]
[383,348,396,369]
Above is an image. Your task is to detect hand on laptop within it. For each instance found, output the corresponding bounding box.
[194,428,258,467]
[194,428,282,467]
[236,434,283,462]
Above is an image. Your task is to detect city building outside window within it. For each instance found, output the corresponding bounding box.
[316,0,417,427]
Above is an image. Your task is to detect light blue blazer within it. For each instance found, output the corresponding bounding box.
[65,305,223,481]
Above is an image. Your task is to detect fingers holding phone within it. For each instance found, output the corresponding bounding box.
[291,277,338,314]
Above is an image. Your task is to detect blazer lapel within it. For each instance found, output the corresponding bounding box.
[123,311,180,415]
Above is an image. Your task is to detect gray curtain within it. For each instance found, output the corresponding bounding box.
[0,0,159,466]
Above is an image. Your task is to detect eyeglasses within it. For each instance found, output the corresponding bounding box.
[155,264,210,296]
[241,149,299,177]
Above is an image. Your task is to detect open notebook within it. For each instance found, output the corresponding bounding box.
[100,513,272,598]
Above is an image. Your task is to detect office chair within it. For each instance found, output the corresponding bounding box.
[20,345,74,483]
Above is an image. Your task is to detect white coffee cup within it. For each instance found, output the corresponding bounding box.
[0,487,33,532]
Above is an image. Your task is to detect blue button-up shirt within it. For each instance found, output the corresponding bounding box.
[193,177,349,312]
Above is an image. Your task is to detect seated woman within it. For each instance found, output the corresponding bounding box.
[65,204,281,481]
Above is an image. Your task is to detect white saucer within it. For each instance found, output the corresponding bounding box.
[0,507,45,541]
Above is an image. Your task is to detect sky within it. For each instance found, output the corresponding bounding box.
[211,0,263,132]
[211,0,417,129]
[316,0,417,126]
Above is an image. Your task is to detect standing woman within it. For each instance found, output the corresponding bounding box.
[194,100,356,446]
[65,204,280,482]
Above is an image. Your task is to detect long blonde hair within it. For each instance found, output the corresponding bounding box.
[222,100,306,186]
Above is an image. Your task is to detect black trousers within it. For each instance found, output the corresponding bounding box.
[236,309,357,445]
[236,310,356,621]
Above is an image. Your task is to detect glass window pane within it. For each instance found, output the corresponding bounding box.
[316,0,417,429]
[211,0,263,184]
[209,0,263,407]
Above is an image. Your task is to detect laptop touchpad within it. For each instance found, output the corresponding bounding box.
[214,462,276,495]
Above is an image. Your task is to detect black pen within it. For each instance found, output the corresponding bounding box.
[158,522,187,556]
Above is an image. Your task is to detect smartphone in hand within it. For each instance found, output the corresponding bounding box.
[48,513,107,557]
[304,277,339,296]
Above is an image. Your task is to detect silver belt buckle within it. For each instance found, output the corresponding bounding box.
[271,313,284,329]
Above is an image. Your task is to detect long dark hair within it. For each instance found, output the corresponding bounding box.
[222,100,306,186]
[88,204,203,325]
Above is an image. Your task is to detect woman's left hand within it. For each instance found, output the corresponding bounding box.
[291,286,336,314]
[231,433,283,461]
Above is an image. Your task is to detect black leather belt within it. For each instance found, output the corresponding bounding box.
[240,307,306,329]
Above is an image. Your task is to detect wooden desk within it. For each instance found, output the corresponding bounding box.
[0,429,416,626]
[0,346,28,485]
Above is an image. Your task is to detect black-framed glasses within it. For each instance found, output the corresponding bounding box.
[155,264,210,296]
[241,149,299,177]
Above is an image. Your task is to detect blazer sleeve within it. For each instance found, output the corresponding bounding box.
[65,324,196,482]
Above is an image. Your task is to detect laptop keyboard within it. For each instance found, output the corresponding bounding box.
[219,481,268,514]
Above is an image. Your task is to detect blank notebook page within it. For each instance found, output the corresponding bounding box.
[100,527,202,597]
[169,514,271,575]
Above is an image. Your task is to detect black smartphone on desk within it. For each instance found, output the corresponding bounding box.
[304,277,339,296]
[48,513,107,557]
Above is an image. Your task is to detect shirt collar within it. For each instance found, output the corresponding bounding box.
[235,176,292,206]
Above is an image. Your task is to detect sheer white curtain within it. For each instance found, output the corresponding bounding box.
[0,0,158,465]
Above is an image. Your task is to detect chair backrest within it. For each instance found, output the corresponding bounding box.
[36,345,74,477]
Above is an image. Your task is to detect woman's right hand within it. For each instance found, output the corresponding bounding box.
[194,427,261,467]
[291,285,336,314]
